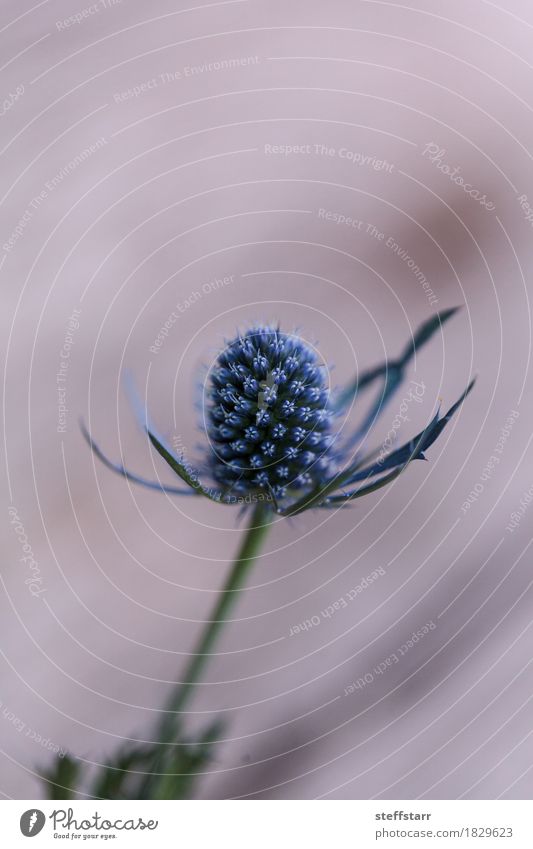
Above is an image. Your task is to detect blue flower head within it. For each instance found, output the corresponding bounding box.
[83,309,474,516]
[205,326,338,500]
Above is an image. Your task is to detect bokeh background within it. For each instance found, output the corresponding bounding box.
[1,0,532,799]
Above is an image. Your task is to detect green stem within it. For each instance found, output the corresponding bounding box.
[142,500,273,796]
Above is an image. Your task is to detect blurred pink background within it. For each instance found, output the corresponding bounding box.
[1,0,532,799]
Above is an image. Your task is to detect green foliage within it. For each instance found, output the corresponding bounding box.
[42,720,225,800]
[41,753,82,800]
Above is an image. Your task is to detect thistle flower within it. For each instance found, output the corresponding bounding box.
[59,308,475,801]
[205,326,338,501]
[83,308,474,516]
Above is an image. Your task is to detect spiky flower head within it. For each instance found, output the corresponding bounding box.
[83,309,474,516]
[205,326,337,499]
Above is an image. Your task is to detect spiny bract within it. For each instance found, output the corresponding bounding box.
[83,309,474,516]
[205,326,338,498]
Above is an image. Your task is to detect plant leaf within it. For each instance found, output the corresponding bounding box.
[81,421,198,496]
[345,378,475,485]
[140,719,226,801]
[40,753,82,800]
[91,745,155,800]
[284,378,474,514]
[335,308,461,447]
[334,363,388,413]
[123,372,226,503]
[400,307,459,366]
[147,429,230,505]
[326,379,475,504]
